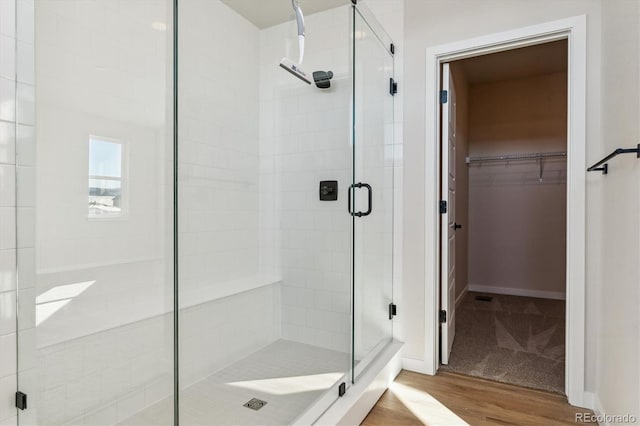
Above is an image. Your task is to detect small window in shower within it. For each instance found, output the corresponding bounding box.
[88,136,125,219]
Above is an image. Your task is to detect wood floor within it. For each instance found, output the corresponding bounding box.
[361,370,593,426]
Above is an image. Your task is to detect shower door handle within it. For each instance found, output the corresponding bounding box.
[348,183,372,217]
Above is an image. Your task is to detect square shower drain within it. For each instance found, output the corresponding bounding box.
[243,398,268,411]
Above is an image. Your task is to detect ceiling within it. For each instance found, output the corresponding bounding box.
[456,40,568,85]
[221,0,348,29]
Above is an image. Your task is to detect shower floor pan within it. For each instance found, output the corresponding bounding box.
[119,340,350,426]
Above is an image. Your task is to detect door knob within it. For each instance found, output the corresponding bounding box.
[454,223,462,230]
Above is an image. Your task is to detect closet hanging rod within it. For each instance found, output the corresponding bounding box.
[465,151,567,164]
[586,144,640,175]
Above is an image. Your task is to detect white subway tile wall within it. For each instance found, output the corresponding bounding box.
[176,2,285,417]
[178,285,279,388]
[178,0,264,301]
[259,6,353,353]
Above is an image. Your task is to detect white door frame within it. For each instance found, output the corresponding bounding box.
[423,16,587,407]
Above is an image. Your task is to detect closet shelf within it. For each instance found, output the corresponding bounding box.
[586,144,640,175]
[465,151,567,164]
[466,151,567,183]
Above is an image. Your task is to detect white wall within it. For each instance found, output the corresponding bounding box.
[401,0,604,393]
[595,0,639,420]
[467,72,567,298]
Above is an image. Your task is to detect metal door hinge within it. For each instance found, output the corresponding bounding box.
[390,43,395,55]
[388,303,397,320]
[440,90,448,104]
[16,391,27,410]
[338,382,346,397]
[439,200,447,214]
[439,310,447,323]
[389,78,398,96]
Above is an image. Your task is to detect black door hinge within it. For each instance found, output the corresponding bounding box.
[439,200,447,214]
[389,78,398,96]
[338,382,346,397]
[388,303,397,320]
[16,391,27,410]
[439,310,447,323]
[390,43,395,54]
[440,89,448,104]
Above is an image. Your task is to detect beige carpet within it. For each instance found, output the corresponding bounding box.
[441,292,565,394]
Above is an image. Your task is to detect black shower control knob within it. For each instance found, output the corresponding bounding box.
[319,180,338,201]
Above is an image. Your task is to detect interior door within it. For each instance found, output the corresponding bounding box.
[440,63,457,364]
[351,4,395,375]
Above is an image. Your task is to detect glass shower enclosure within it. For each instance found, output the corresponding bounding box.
[15,1,396,425]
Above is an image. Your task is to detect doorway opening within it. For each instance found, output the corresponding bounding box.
[438,40,569,394]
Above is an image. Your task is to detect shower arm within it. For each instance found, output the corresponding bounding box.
[292,0,305,64]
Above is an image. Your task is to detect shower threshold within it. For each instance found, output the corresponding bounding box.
[119,340,350,426]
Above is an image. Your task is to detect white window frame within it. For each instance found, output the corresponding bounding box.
[87,135,128,220]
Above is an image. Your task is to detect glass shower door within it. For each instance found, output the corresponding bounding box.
[351,4,395,374]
